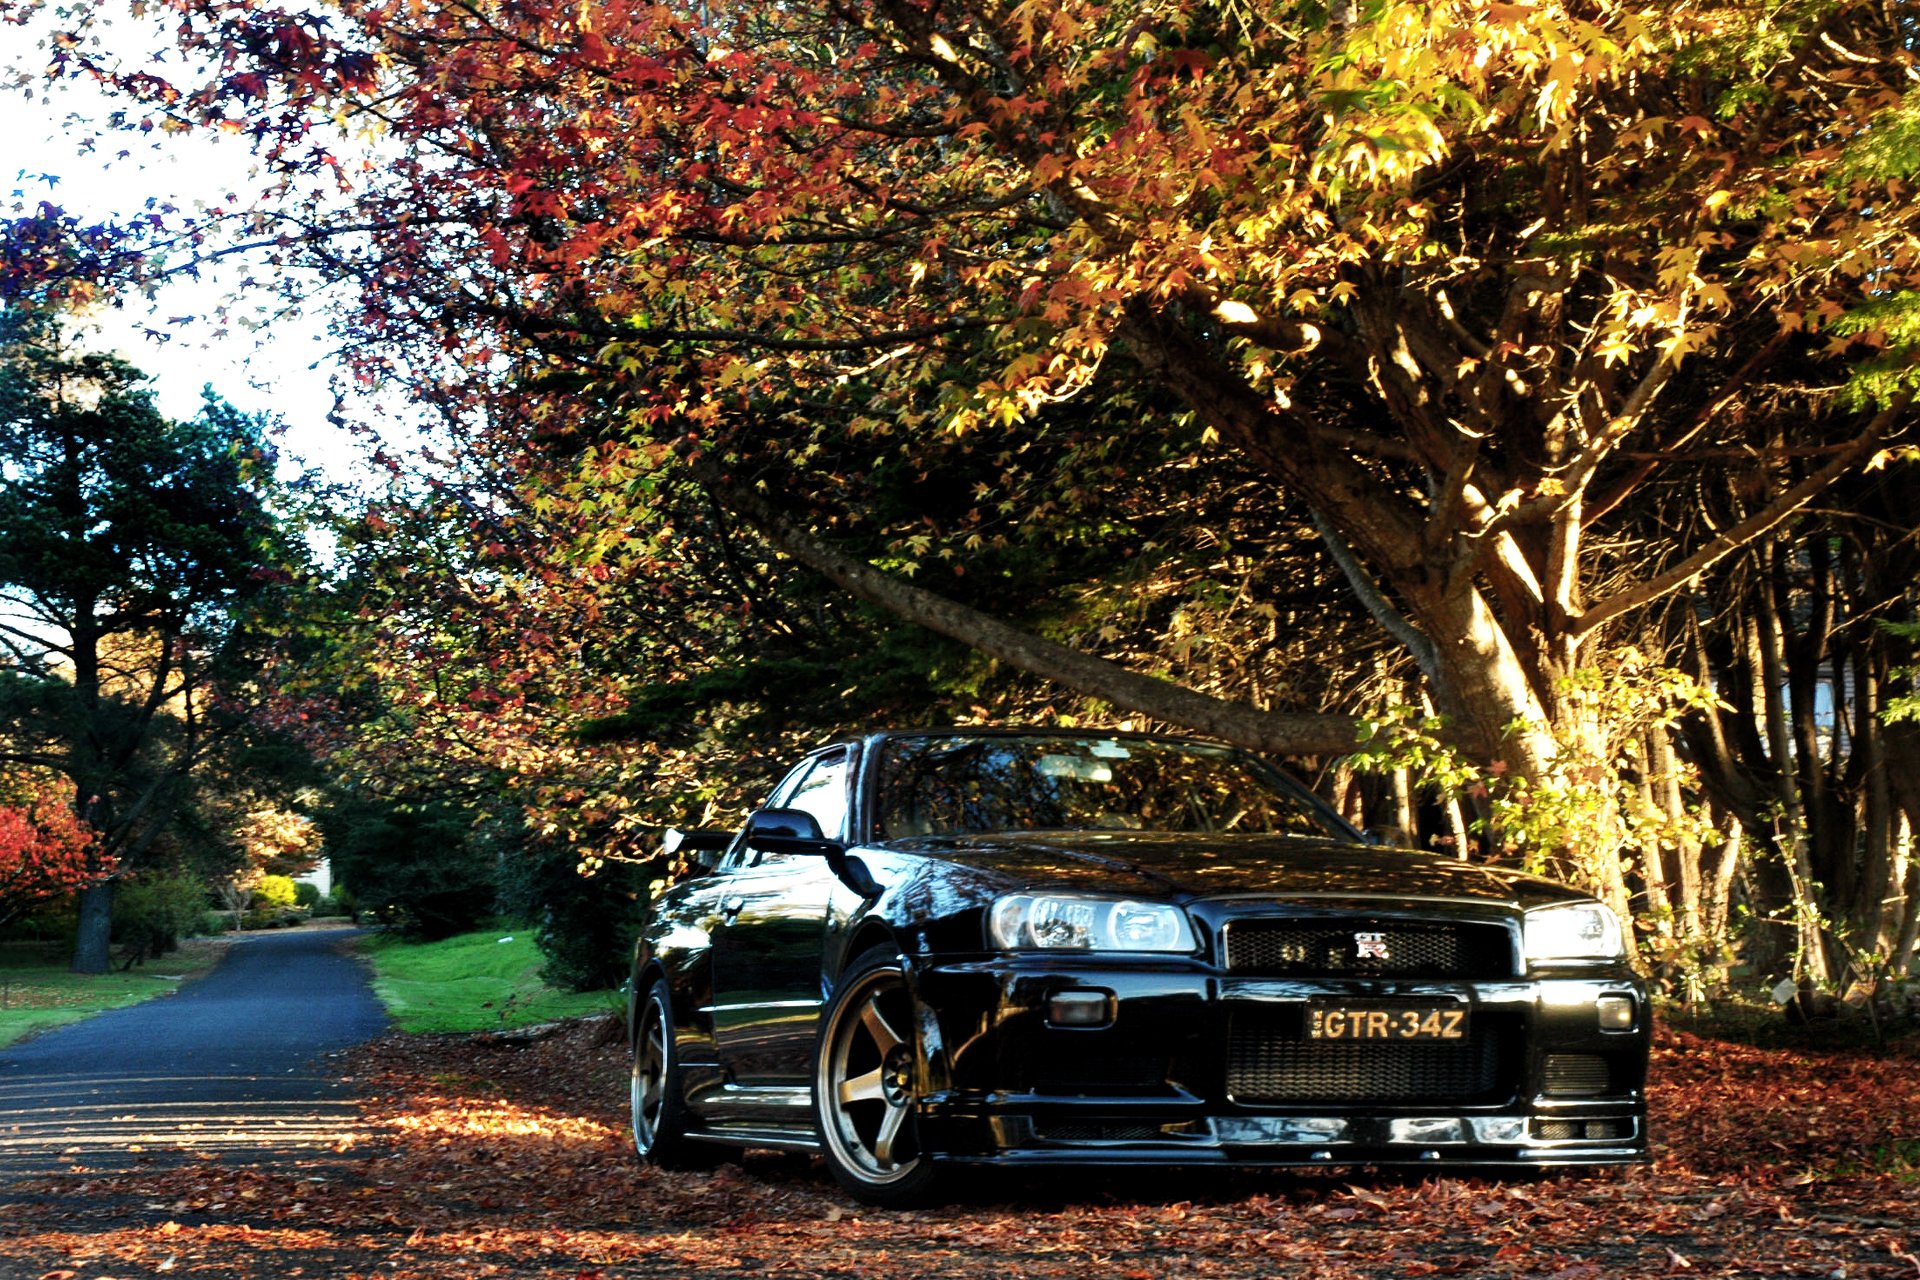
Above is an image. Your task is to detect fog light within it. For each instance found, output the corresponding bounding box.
[1596,995,1636,1030]
[1048,989,1113,1027]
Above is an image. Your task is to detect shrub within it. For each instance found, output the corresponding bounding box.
[292,880,322,909]
[253,875,299,910]
[112,873,212,964]
[2,893,77,943]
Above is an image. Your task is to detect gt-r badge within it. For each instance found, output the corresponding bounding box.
[1354,931,1390,961]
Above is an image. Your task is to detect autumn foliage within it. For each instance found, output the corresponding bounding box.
[0,776,104,924]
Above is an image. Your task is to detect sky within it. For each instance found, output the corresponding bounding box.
[4,28,384,484]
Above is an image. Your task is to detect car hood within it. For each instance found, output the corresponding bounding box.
[882,830,1589,908]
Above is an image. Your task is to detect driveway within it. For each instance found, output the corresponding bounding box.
[0,926,388,1181]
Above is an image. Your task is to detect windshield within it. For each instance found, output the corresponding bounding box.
[874,735,1349,841]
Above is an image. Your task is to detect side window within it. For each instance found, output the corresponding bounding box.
[765,759,817,811]
[721,759,820,870]
[783,750,852,841]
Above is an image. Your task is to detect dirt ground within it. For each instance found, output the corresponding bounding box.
[4,1022,1919,1279]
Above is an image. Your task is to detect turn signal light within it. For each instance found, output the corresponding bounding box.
[1047,990,1114,1028]
[1596,995,1636,1030]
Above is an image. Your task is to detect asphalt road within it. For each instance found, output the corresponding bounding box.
[0,926,389,1180]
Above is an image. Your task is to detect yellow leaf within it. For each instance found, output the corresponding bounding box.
[1598,333,1637,366]
[1658,328,1707,362]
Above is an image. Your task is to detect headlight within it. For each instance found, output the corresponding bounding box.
[1524,901,1626,963]
[988,895,1198,953]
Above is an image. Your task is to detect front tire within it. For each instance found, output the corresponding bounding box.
[631,978,723,1169]
[814,946,940,1206]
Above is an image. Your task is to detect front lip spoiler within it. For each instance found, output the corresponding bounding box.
[933,1145,1650,1168]
[926,1110,1648,1167]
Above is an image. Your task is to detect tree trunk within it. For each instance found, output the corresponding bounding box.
[1703,803,1744,950]
[1391,767,1415,846]
[70,881,115,975]
[1407,578,1560,775]
[1754,566,1833,984]
[1857,647,1900,954]
[1895,813,1919,978]
[1882,810,1914,974]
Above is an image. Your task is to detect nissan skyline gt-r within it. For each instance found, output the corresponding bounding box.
[626,728,1650,1204]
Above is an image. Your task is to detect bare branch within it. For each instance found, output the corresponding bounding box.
[1573,397,1910,639]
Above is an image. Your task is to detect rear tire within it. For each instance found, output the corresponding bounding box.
[631,978,726,1170]
[813,946,941,1206]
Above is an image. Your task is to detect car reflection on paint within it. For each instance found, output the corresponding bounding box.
[627,728,1649,1205]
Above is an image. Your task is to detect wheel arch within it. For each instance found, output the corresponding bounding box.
[630,958,669,1049]
[837,919,903,984]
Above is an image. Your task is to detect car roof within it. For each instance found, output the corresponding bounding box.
[851,726,1241,750]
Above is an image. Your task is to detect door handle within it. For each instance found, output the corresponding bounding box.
[721,896,745,923]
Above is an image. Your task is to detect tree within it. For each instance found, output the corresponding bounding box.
[318,791,499,940]
[0,308,290,971]
[0,770,103,926]
[1672,463,1920,983]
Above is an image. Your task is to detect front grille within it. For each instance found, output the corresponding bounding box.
[1223,919,1514,979]
[1227,1009,1509,1105]
[1543,1053,1612,1097]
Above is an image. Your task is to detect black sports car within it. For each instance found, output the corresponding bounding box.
[627,728,1649,1204]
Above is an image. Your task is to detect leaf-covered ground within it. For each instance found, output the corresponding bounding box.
[4,1024,1919,1280]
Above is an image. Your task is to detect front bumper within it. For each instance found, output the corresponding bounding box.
[911,956,1649,1169]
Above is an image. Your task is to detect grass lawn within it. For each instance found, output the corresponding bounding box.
[356,929,618,1034]
[0,937,230,1048]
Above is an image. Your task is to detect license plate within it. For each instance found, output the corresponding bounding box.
[1306,1001,1469,1041]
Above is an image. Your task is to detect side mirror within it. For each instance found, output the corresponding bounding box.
[742,807,842,855]
[742,808,881,900]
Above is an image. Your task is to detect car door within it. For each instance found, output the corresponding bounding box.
[708,747,853,1086]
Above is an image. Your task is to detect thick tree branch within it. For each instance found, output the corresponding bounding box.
[706,471,1362,758]
[1115,299,1431,582]
[465,292,999,356]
